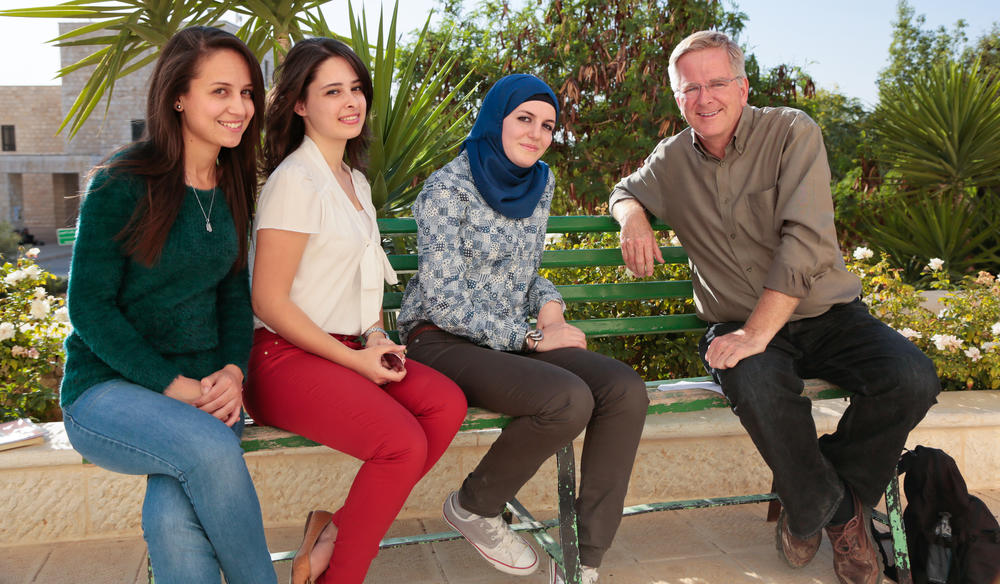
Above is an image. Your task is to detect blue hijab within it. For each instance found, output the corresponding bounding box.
[463,74,559,219]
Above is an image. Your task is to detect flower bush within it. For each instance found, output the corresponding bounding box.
[849,250,1000,390]
[1,248,70,421]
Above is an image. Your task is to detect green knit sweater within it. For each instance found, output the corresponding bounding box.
[60,165,253,408]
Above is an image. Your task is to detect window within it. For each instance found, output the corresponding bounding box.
[130,119,146,141]
[1,125,14,152]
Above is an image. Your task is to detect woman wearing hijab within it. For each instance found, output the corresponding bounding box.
[397,74,649,584]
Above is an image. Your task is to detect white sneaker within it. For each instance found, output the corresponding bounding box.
[442,491,538,575]
[551,560,598,584]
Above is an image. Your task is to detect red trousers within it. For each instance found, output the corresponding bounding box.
[244,328,466,584]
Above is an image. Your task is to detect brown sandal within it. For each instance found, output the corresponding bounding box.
[290,510,333,584]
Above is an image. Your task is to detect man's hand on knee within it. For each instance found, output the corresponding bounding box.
[705,328,769,370]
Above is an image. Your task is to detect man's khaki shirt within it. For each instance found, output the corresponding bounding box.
[609,105,861,324]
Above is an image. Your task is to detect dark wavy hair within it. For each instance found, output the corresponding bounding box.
[263,37,373,176]
[95,26,265,268]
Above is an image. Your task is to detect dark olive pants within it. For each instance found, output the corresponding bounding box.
[700,299,940,539]
[407,328,649,567]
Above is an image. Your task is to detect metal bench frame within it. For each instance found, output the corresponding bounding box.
[144,216,912,584]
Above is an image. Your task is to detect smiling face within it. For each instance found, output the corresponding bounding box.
[500,100,557,168]
[673,46,749,158]
[176,49,255,156]
[294,56,367,148]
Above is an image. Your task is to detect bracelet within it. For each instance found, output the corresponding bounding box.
[362,326,389,343]
[523,328,544,353]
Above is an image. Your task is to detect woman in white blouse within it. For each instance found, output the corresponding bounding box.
[245,38,466,584]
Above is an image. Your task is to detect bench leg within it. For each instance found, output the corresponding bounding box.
[556,443,582,584]
[766,477,782,522]
[884,473,912,584]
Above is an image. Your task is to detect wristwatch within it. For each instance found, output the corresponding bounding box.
[523,329,544,353]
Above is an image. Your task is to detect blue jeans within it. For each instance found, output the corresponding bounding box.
[699,299,940,539]
[63,379,276,584]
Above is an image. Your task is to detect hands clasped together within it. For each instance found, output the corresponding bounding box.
[164,364,245,426]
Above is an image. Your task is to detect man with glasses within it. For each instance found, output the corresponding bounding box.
[609,30,939,584]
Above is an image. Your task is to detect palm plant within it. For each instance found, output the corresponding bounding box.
[877,60,1000,194]
[864,60,1000,278]
[0,0,476,215]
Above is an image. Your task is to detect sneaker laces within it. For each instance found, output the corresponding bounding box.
[481,513,523,550]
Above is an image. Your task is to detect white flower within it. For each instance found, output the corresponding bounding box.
[25,247,40,259]
[54,306,69,323]
[23,265,42,278]
[11,345,27,357]
[927,258,945,272]
[965,347,982,362]
[33,286,47,299]
[899,328,923,340]
[992,322,1000,336]
[0,322,14,341]
[4,269,25,285]
[982,341,999,352]
[853,247,874,260]
[29,298,50,320]
[26,347,40,359]
[931,334,963,352]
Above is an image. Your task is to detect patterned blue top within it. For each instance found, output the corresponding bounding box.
[397,151,564,351]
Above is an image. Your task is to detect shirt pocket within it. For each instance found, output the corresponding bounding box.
[741,186,780,248]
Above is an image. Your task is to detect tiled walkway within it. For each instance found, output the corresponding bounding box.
[4,489,999,584]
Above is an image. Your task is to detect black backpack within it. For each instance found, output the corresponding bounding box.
[879,446,1000,584]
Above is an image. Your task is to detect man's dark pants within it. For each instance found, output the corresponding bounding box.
[699,298,940,539]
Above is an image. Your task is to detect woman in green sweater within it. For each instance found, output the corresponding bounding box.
[59,27,275,584]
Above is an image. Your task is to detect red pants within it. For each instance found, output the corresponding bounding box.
[244,328,467,584]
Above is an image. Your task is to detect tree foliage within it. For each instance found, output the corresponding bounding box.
[878,0,969,98]
[403,0,772,212]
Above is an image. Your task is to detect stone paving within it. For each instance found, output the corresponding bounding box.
[4,489,998,584]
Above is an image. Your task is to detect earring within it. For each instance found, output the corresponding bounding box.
[175,103,182,111]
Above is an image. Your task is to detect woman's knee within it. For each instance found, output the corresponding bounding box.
[597,365,649,415]
[367,417,430,474]
[537,378,594,433]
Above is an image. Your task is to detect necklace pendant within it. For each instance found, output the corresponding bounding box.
[206,221,213,233]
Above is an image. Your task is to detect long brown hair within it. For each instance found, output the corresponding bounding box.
[263,38,373,176]
[96,26,265,267]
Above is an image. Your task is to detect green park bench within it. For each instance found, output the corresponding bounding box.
[136,216,913,584]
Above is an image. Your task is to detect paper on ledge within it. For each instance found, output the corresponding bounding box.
[656,380,724,396]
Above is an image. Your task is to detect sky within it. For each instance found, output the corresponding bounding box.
[0,0,998,108]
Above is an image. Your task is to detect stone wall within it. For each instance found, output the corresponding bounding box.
[0,86,63,228]
[2,391,998,546]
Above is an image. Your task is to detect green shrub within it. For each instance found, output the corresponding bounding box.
[849,247,1000,390]
[0,221,20,259]
[1,249,69,422]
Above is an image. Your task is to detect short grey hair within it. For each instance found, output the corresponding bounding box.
[668,30,746,92]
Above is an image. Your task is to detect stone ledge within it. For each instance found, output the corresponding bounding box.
[2,390,998,546]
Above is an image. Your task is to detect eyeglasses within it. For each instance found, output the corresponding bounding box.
[675,76,744,100]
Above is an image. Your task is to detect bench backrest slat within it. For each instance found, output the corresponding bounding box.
[378,216,671,234]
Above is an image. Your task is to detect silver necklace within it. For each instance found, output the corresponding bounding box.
[186,174,216,233]
[191,187,215,232]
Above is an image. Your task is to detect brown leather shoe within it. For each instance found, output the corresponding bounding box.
[775,508,822,568]
[291,510,333,584]
[825,492,880,584]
